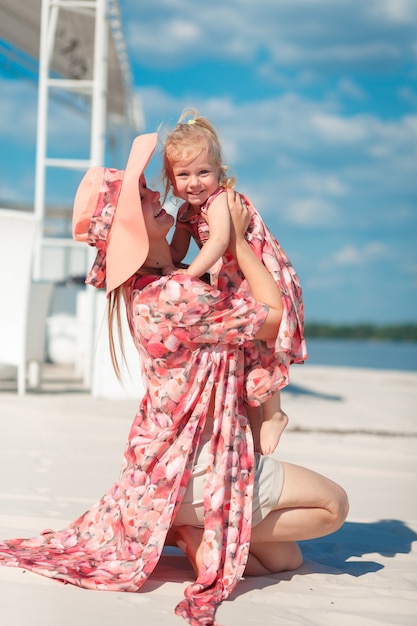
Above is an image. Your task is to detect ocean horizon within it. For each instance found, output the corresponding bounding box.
[302,337,417,372]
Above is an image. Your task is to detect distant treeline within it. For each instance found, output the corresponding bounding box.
[304,323,417,342]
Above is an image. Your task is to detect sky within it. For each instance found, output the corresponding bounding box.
[0,0,416,325]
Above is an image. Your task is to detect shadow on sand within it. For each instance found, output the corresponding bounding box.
[298,518,417,576]
[144,519,417,597]
[284,382,343,402]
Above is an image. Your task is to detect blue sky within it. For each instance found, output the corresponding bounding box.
[0,0,416,325]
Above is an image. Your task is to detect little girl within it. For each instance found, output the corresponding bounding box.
[162,109,307,455]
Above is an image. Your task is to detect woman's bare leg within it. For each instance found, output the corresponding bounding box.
[174,526,204,576]
[173,462,348,577]
[245,541,303,575]
[248,462,349,574]
[251,462,349,543]
[174,526,303,578]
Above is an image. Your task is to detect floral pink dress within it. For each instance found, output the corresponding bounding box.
[0,272,269,625]
[177,188,308,405]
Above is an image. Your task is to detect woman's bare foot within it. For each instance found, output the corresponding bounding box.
[260,411,288,455]
[174,525,204,578]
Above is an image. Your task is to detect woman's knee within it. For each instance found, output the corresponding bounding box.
[328,483,349,531]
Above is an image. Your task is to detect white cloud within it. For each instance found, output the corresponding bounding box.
[398,87,417,107]
[0,76,92,153]
[286,197,342,226]
[369,0,417,24]
[122,0,417,72]
[298,174,348,197]
[364,242,390,258]
[405,261,417,276]
[0,169,35,204]
[0,78,37,141]
[333,245,360,266]
[305,274,345,291]
[332,242,390,266]
[337,78,367,101]
[138,85,416,237]
[312,113,369,143]
[168,19,200,42]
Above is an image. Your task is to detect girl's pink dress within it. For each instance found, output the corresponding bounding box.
[176,188,308,405]
[0,272,273,626]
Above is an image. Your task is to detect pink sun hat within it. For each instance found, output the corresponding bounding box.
[73,133,158,295]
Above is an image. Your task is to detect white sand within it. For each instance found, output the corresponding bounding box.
[0,364,416,625]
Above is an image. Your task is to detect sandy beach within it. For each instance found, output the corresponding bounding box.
[0,363,416,625]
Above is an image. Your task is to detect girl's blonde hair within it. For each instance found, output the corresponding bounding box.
[162,108,235,204]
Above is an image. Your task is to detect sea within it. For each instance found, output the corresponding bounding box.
[303,338,417,373]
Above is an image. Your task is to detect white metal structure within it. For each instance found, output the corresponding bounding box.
[0,0,140,278]
[0,0,141,391]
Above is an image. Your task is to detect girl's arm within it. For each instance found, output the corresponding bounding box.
[170,224,192,264]
[185,193,231,278]
[227,189,282,341]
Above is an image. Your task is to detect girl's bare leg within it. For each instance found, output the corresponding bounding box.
[246,404,262,453]
[246,393,288,456]
[259,391,288,455]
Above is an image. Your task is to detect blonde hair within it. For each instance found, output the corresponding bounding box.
[107,286,125,381]
[162,108,236,204]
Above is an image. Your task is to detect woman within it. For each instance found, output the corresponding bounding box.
[0,134,348,626]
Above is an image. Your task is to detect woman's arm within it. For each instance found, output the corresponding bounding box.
[227,189,282,340]
[185,193,231,277]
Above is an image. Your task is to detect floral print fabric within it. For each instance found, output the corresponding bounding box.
[0,273,269,625]
[177,188,308,405]
[85,169,123,289]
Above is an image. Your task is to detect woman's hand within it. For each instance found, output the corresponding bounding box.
[226,188,283,338]
[227,188,250,253]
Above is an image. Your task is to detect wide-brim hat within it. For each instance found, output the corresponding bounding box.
[73,133,158,295]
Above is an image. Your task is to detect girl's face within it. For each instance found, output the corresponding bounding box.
[139,176,174,237]
[171,149,220,208]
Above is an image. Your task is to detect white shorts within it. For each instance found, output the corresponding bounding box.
[173,430,285,528]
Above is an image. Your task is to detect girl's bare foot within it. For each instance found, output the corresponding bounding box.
[174,525,204,578]
[245,404,262,453]
[260,411,288,455]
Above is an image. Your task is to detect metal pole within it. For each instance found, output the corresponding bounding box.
[33,0,51,279]
[84,0,109,389]
[90,0,108,165]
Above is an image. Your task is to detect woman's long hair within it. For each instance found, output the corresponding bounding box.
[107,286,125,381]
